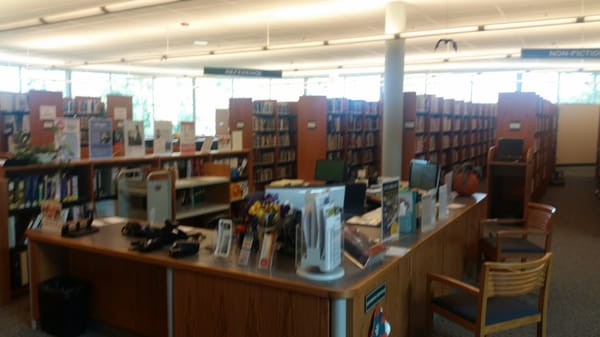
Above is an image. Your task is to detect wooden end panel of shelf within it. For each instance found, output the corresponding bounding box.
[496,92,538,151]
[28,90,64,147]
[173,269,329,337]
[402,92,418,180]
[296,96,327,181]
[0,179,9,304]
[228,98,253,150]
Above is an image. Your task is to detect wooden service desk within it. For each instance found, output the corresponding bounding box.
[26,193,487,337]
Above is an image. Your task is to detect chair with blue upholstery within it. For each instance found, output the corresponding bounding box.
[426,252,552,337]
[479,202,556,262]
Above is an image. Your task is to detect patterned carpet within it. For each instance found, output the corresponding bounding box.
[1,166,598,337]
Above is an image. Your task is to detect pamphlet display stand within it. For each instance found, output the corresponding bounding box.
[296,190,344,281]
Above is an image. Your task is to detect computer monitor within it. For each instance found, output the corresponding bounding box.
[343,183,367,220]
[408,159,440,192]
[314,159,346,184]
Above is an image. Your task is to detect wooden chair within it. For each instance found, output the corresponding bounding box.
[479,202,556,262]
[427,252,552,337]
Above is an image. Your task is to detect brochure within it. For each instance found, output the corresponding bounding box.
[381,178,400,242]
[179,121,195,153]
[124,120,145,157]
[88,118,113,159]
[54,117,80,160]
[153,120,173,155]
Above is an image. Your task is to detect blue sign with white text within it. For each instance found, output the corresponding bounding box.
[522,48,600,59]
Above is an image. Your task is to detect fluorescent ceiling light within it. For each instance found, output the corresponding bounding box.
[584,15,600,22]
[328,35,394,45]
[484,17,577,31]
[267,41,325,50]
[193,40,209,46]
[401,26,479,38]
[42,7,105,23]
[0,18,42,31]
[104,0,181,12]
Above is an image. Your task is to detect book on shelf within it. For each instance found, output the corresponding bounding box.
[88,118,113,159]
[54,117,81,160]
[153,120,173,155]
[124,120,145,157]
[179,121,195,153]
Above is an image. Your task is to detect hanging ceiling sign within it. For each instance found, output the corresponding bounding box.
[521,48,600,59]
[203,67,282,78]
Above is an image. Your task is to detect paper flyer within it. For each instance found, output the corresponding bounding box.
[153,120,173,155]
[381,178,400,242]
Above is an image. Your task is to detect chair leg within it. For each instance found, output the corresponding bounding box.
[426,302,433,337]
[537,321,546,337]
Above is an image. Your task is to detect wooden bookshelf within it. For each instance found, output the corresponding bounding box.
[229,98,298,190]
[0,149,250,304]
[296,96,328,181]
[401,92,496,180]
[28,90,64,147]
[496,92,557,200]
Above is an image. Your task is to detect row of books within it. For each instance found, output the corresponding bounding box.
[8,174,80,210]
[0,91,29,112]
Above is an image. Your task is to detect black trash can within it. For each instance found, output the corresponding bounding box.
[38,276,88,337]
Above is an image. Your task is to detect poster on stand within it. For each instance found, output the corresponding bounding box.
[54,118,80,160]
[381,178,400,242]
[88,118,113,159]
[179,121,196,153]
[153,120,173,155]
[124,120,145,157]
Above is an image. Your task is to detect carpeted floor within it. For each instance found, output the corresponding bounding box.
[1,166,598,337]
[433,165,600,337]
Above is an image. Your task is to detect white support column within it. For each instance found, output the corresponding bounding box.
[382,1,406,178]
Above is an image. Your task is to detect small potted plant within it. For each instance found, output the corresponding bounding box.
[452,162,482,196]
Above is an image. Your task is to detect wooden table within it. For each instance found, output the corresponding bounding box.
[27,193,487,337]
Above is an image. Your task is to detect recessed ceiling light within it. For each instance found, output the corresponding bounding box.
[193,40,208,46]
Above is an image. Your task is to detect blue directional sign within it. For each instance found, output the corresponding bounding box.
[204,67,282,78]
[522,48,600,59]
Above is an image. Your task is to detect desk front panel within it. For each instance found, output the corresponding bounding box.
[173,269,330,337]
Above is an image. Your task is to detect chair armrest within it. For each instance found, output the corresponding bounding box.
[495,228,549,238]
[479,218,524,237]
[427,272,479,296]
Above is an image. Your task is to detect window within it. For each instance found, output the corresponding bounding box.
[21,68,66,92]
[71,71,110,97]
[558,72,595,103]
[194,77,233,136]
[153,77,193,134]
[0,66,20,92]
[522,71,558,103]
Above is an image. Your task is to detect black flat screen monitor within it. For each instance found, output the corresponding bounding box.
[314,159,346,183]
[495,138,524,161]
[408,159,440,192]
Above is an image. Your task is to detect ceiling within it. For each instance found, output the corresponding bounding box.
[2,0,600,77]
